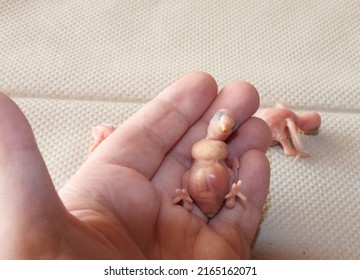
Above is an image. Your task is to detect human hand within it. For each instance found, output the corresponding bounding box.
[0,72,271,259]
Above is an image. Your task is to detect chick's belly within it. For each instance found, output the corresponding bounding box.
[187,163,230,200]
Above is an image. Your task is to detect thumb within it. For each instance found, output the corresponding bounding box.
[0,92,67,257]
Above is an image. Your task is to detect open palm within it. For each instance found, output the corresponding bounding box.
[0,72,271,259]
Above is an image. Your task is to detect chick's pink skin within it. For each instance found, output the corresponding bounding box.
[256,105,321,158]
[184,140,235,218]
[174,109,245,218]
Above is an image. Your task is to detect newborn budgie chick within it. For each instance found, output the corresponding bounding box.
[256,104,321,159]
[173,109,246,218]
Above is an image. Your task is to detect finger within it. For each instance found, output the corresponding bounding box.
[228,116,272,156]
[210,149,270,243]
[0,92,67,254]
[236,149,270,211]
[90,71,218,179]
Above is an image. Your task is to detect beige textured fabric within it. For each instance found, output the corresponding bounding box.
[1,0,359,259]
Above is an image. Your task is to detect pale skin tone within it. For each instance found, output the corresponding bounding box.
[0,72,271,259]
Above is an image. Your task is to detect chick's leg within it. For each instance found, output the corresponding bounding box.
[225,180,246,208]
[173,172,193,211]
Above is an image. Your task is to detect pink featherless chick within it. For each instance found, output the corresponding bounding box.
[256,104,321,159]
[173,109,246,218]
